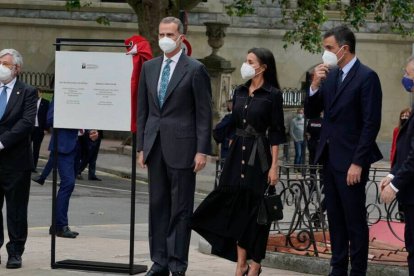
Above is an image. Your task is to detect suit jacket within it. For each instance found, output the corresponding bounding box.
[0,79,37,171]
[37,98,49,130]
[391,104,414,204]
[137,53,212,169]
[305,59,383,171]
[46,100,78,154]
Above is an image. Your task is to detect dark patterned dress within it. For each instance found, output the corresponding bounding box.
[191,81,286,263]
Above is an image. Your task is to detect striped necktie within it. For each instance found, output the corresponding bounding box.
[0,86,7,119]
[159,59,172,107]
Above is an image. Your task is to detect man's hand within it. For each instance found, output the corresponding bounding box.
[381,184,396,204]
[137,151,146,169]
[379,176,392,191]
[268,165,279,186]
[347,163,362,186]
[89,130,99,141]
[194,153,207,173]
[310,64,329,91]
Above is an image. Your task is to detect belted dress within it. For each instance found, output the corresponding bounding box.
[191,81,286,263]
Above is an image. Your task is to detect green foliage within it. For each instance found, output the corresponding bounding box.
[226,0,255,16]
[65,0,91,11]
[66,0,109,26]
[96,16,110,26]
[225,0,414,53]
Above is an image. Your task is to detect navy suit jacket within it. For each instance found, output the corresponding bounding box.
[46,100,78,154]
[391,104,414,205]
[305,59,383,172]
[137,53,212,169]
[0,79,37,171]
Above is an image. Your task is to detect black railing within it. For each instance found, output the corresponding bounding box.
[19,71,54,92]
[214,162,405,262]
[281,88,306,108]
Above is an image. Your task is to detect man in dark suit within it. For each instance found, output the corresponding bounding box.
[0,49,37,268]
[305,25,382,276]
[47,100,80,239]
[137,17,212,276]
[381,56,414,275]
[77,129,103,181]
[31,88,49,172]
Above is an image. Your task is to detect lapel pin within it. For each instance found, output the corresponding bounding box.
[17,91,20,95]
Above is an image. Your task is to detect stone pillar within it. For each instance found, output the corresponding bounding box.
[199,22,235,155]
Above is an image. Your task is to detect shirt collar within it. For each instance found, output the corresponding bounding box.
[163,49,183,64]
[341,56,357,75]
[1,77,17,90]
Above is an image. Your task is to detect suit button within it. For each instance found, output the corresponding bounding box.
[242,160,245,164]
[242,146,246,150]
[244,105,248,109]
[241,174,245,178]
[243,119,246,123]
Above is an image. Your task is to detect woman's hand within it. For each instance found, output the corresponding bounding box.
[267,165,279,186]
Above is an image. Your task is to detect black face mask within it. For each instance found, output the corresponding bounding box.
[401,118,408,125]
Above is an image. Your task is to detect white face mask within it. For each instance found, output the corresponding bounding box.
[0,64,13,83]
[158,36,181,54]
[322,46,345,67]
[240,62,257,80]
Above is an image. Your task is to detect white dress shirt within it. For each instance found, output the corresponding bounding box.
[0,77,17,150]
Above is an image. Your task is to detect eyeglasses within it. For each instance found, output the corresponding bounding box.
[0,61,15,68]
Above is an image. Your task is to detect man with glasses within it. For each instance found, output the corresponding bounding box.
[0,49,37,269]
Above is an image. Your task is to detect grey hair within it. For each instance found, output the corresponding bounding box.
[406,56,414,65]
[0,49,23,67]
[160,17,184,34]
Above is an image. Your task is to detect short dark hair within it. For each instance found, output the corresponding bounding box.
[160,17,184,34]
[247,47,280,89]
[323,25,356,54]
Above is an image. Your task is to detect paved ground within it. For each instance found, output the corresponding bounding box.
[0,134,321,275]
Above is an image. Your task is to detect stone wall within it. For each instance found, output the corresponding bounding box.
[0,0,412,159]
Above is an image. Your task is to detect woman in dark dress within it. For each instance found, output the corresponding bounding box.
[192,48,286,276]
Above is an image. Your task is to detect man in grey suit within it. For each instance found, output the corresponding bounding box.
[137,17,212,276]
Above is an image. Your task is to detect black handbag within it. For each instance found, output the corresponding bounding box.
[257,185,283,225]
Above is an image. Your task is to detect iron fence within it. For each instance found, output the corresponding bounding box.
[19,71,54,92]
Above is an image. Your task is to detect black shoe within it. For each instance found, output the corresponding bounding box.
[6,255,22,269]
[49,225,79,236]
[171,272,186,276]
[55,226,79,238]
[145,269,169,276]
[88,176,102,181]
[32,176,45,185]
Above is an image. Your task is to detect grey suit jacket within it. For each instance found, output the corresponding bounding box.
[0,79,37,171]
[137,53,212,169]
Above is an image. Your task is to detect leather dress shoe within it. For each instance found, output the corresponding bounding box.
[6,255,22,269]
[171,272,185,276]
[145,269,169,276]
[88,176,102,181]
[32,176,45,185]
[52,226,79,238]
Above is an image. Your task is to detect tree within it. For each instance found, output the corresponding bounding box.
[66,0,202,55]
[225,0,414,53]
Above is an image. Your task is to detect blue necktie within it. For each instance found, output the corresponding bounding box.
[0,86,7,119]
[159,59,172,107]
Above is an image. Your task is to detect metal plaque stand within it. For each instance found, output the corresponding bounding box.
[51,38,146,275]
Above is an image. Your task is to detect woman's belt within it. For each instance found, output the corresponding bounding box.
[235,127,269,172]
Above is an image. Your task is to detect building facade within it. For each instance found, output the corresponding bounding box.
[0,0,412,159]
